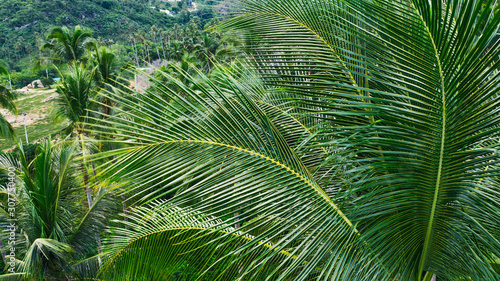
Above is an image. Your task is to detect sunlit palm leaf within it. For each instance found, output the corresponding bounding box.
[219,0,500,279]
[90,67,387,280]
[99,200,306,280]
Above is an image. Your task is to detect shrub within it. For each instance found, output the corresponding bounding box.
[39,77,55,88]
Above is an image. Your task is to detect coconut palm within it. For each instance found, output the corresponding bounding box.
[167,41,185,61]
[53,62,96,134]
[195,33,220,71]
[215,31,243,63]
[150,25,162,61]
[89,0,500,280]
[41,25,96,64]
[52,60,121,273]
[152,53,201,99]
[172,23,181,42]
[0,63,16,140]
[87,47,130,118]
[0,140,114,280]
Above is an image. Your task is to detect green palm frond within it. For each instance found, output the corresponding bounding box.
[217,0,500,279]
[0,84,17,114]
[0,67,17,139]
[54,63,97,133]
[0,114,15,140]
[0,273,25,281]
[42,25,95,63]
[0,63,9,77]
[0,140,116,279]
[90,66,387,280]
[85,0,500,280]
[20,238,74,279]
[99,200,349,281]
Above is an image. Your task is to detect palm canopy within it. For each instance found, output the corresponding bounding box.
[0,140,115,280]
[91,64,378,280]
[86,46,131,118]
[89,0,500,280]
[53,62,96,134]
[42,25,95,64]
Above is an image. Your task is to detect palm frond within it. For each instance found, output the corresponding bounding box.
[100,200,334,280]
[218,0,500,279]
[89,66,388,280]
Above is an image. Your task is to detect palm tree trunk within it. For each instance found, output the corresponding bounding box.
[132,39,139,66]
[160,35,166,60]
[153,35,160,61]
[80,135,103,266]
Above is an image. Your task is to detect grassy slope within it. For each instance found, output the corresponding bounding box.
[1,87,65,151]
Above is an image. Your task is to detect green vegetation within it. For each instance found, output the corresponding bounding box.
[0,0,500,280]
[0,63,16,139]
[0,0,222,71]
[0,140,114,280]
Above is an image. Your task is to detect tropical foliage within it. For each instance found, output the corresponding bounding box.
[0,63,16,139]
[0,0,221,71]
[42,26,96,64]
[0,140,115,280]
[1,0,500,280]
[86,0,500,280]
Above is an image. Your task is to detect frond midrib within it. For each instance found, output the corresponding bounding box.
[409,2,448,278]
[124,139,355,230]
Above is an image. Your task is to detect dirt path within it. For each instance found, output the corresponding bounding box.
[14,88,57,102]
[1,89,58,127]
[1,111,50,128]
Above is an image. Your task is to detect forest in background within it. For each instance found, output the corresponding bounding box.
[0,0,229,88]
[0,0,242,153]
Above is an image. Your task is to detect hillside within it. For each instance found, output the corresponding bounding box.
[0,0,220,69]
[0,87,64,151]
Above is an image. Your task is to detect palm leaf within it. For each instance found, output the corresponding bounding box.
[218,0,500,279]
[89,67,388,280]
[99,200,305,280]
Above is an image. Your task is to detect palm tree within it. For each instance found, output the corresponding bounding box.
[167,41,185,62]
[195,33,220,71]
[128,34,140,66]
[53,62,96,134]
[41,25,95,64]
[215,31,243,63]
[172,23,180,42]
[53,60,119,270]
[0,140,113,280]
[89,0,500,280]
[158,28,167,61]
[87,47,130,118]
[153,53,200,98]
[0,63,16,140]
[150,25,161,61]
